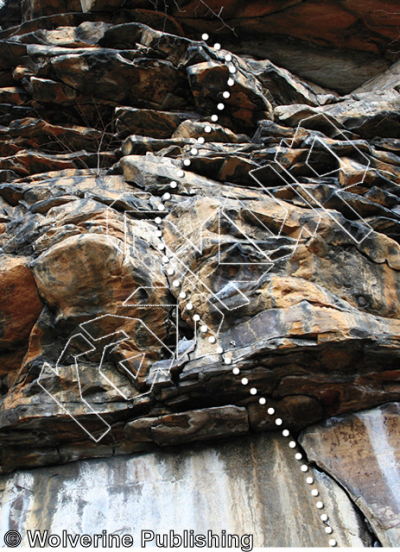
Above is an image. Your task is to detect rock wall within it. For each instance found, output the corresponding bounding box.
[0,0,400,547]
[301,402,400,547]
[0,433,373,547]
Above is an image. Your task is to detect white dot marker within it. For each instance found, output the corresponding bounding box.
[183,159,191,166]
[186,302,193,310]
[275,418,283,426]
[202,33,209,41]
[162,256,169,263]
[162,193,171,200]
[177,170,185,178]
[170,181,177,188]
[216,346,223,354]
[311,489,319,497]
[307,477,314,485]
[155,217,162,224]
[227,78,235,86]
[267,408,275,415]
[295,453,303,460]
[211,114,218,122]
[198,137,205,144]
[250,387,257,395]
[241,378,248,386]
[225,54,232,62]
[179,292,186,299]
[228,64,236,73]
[301,465,309,472]
[157,203,165,211]
[205,125,212,133]
[282,429,290,437]
[214,43,221,50]
[193,314,200,322]
[167,268,175,276]
[200,325,208,333]
[289,441,296,449]
[329,539,337,547]
[217,103,225,111]
[208,336,216,343]
[321,514,328,522]
[223,91,230,99]
[224,357,232,365]
[259,397,266,405]
[325,527,333,535]
[233,367,240,376]
[190,148,198,155]
[158,243,165,250]
[155,230,162,237]
[316,502,324,509]
[173,280,181,288]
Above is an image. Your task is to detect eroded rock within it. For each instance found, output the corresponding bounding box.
[0,7,400,545]
[0,433,373,547]
[0,255,42,378]
[300,403,400,547]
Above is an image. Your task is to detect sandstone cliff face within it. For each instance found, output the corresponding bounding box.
[0,433,374,547]
[0,0,400,547]
[301,403,400,547]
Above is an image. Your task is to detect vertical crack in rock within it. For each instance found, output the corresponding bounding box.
[300,402,400,546]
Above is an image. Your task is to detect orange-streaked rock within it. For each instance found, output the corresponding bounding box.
[0,256,42,374]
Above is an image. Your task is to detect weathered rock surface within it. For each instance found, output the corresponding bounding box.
[0,255,42,379]
[125,405,249,446]
[0,0,400,546]
[1,0,398,93]
[355,59,400,94]
[0,433,373,547]
[275,90,400,139]
[300,402,400,547]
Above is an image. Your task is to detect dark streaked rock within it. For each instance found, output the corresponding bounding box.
[300,403,400,547]
[115,107,199,139]
[125,405,249,446]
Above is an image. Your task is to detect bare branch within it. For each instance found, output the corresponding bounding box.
[196,0,237,36]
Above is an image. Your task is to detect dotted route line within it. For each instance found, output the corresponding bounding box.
[37,30,350,546]
[162,32,338,547]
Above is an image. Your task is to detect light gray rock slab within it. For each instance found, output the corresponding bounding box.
[300,402,400,546]
[0,433,372,547]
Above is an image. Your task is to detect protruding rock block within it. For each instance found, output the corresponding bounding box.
[125,406,249,446]
[187,60,273,129]
[115,107,197,139]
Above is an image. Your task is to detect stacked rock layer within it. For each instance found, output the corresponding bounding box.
[1,0,400,547]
